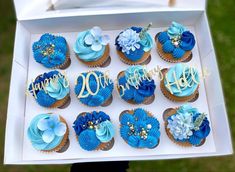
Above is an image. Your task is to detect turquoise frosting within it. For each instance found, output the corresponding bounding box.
[27,114,64,151]
[139,32,153,52]
[167,22,186,39]
[95,120,115,143]
[73,30,105,62]
[45,77,69,100]
[124,65,146,87]
[164,63,200,97]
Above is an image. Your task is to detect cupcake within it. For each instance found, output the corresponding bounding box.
[163,104,211,147]
[73,26,111,67]
[75,71,114,107]
[117,65,156,105]
[28,70,70,108]
[155,22,196,63]
[32,33,71,69]
[160,63,199,102]
[115,23,153,65]
[73,111,115,151]
[119,108,160,149]
[27,113,69,152]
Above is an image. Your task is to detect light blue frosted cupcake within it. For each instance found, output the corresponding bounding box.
[73,111,115,151]
[73,26,111,67]
[119,108,160,149]
[27,113,69,152]
[160,63,200,102]
[74,71,114,107]
[163,104,211,147]
[32,33,71,69]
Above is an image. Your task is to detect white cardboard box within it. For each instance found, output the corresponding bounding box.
[4,0,233,164]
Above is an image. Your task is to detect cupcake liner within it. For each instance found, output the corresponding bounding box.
[155,32,192,63]
[50,94,71,108]
[117,71,155,105]
[42,116,70,153]
[76,45,111,67]
[163,107,206,147]
[55,43,71,69]
[117,49,151,65]
[160,68,199,102]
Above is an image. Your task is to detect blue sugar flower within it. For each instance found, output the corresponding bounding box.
[37,114,66,143]
[84,26,110,52]
[78,129,101,151]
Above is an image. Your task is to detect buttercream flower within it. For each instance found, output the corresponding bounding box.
[136,79,156,97]
[84,26,110,52]
[37,114,66,143]
[167,22,186,39]
[95,120,115,143]
[180,31,196,51]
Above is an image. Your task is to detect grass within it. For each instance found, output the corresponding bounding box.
[0,0,234,171]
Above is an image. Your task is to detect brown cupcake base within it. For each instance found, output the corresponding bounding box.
[163,107,206,147]
[50,94,71,108]
[155,32,192,63]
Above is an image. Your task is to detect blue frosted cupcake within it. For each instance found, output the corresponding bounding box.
[32,33,71,69]
[115,23,153,65]
[73,111,115,151]
[160,63,200,102]
[74,71,114,107]
[117,65,156,105]
[28,70,70,108]
[27,113,69,152]
[155,22,195,63]
[73,26,111,67]
[119,108,160,149]
[163,104,211,147]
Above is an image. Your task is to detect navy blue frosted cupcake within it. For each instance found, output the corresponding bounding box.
[32,33,71,69]
[119,108,160,149]
[117,65,156,105]
[163,104,211,147]
[73,111,115,151]
[28,70,70,108]
[155,22,195,63]
[74,71,114,107]
[115,24,153,65]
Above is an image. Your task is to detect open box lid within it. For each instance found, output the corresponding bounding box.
[14,0,207,20]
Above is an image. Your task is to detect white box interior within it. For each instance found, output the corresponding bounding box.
[4,10,233,164]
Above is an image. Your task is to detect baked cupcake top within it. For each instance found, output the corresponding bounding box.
[73,111,115,151]
[120,108,160,149]
[164,63,199,97]
[32,33,68,68]
[74,71,114,107]
[115,24,153,61]
[27,114,67,151]
[166,104,210,146]
[73,26,110,62]
[157,22,196,59]
[28,70,70,107]
[118,65,156,104]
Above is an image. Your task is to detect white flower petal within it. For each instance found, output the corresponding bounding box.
[91,26,102,37]
[101,35,110,45]
[37,118,49,131]
[42,129,55,143]
[91,42,102,51]
[54,123,66,136]
[84,34,94,45]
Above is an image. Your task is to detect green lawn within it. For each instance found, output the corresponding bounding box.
[0,0,234,171]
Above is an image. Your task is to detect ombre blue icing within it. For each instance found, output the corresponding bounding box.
[115,26,153,61]
[73,26,110,62]
[73,111,115,151]
[167,104,211,146]
[164,63,199,97]
[157,22,195,59]
[120,108,160,149]
[28,70,70,107]
[118,66,156,104]
[74,71,114,107]
[32,33,68,68]
[27,114,67,151]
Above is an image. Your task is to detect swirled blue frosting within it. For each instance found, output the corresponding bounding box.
[157,22,195,59]
[73,28,107,62]
[115,26,153,61]
[164,63,199,97]
[74,71,114,107]
[27,114,66,151]
[120,108,160,149]
[118,66,156,104]
[28,70,69,107]
[32,33,67,68]
[167,104,210,146]
[73,111,114,151]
